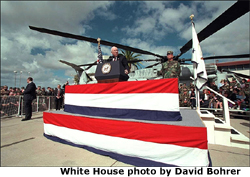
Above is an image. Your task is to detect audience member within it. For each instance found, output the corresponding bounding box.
[46,87,52,96]
[190,88,196,109]
[41,87,46,96]
[236,91,246,109]
[36,86,42,96]
[62,81,69,89]
[54,84,64,111]
[210,81,218,92]
[215,92,223,109]
[200,89,209,108]
[218,79,224,89]
[179,88,190,107]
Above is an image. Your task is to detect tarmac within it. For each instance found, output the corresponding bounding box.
[1,110,249,167]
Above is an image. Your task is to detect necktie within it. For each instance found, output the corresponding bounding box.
[58,89,60,97]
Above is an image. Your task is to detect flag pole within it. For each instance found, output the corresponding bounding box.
[190,14,200,113]
[97,38,101,46]
[97,38,103,63]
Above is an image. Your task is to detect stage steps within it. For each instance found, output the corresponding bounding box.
[199,110,249,149]
[230,130,250,149]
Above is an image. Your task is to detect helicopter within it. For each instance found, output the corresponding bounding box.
[28,1,250,85]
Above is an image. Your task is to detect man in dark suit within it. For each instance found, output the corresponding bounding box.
[107,46,130,74]
[22,77,36,121]
[54,84,64,110]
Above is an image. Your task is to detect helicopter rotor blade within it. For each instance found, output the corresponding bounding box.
[181,54,250,62]
[180,54,250,62]
[59,60,83,72]
[145,62,162,68]
[127,60,144,63]
[222,69,250,79]
[128,58,162,63]
[83,71,93,81]
[78,61,97,67]
[29,26,163,58]
[59,59,97,73]
[84,61,97,71]
[179,1,250,57]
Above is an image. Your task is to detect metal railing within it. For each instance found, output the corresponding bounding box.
[205,86,235,126]
[0,96,58,118]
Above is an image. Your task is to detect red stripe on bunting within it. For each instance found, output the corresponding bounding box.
[65,78,179,94]
[43,112,207,149]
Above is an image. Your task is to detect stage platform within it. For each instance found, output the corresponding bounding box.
[43,108,210,167]
[46,108,205,127]
[43,79,210,167]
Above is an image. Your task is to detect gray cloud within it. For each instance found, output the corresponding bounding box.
[1,1,249,89]
[1,1,115,88]
[120,1,249,62]
[1,1,114,34]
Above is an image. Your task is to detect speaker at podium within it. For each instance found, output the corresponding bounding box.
[95,61,129,83]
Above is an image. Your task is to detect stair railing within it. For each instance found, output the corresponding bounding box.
[205,86,235,126]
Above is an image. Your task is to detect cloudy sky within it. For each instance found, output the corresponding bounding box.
[1,1,249,88]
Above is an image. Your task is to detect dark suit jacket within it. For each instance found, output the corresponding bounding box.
[54,88,64,99]
[107,54,130,72]
[230,93,237,102]
[23,82,37,101]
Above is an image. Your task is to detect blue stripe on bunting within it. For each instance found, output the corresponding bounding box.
[64,104,182,121]
[44,133,178,167]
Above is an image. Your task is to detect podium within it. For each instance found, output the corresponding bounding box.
[95,61,129,83]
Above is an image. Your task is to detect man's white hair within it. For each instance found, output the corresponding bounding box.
[111,46,118,52]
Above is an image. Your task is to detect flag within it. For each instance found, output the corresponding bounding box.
[192,22,208,90]
[97,44,103,63]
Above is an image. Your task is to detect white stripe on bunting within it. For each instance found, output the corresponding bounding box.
[44,123,209,167]
[65,93,180,112]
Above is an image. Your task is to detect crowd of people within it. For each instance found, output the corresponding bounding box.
[0,81,69,117]
[179,78,250,110]
[1,78,249,117]
[1,85,55,97]
[1,80,69,97]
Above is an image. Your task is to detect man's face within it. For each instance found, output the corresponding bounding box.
[111,47,118,57]
[57,85,61,89]
[167,53,173,60]
[26,79,29,83]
